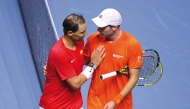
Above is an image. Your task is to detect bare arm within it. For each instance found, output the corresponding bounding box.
[120,68,140,96]
[104,68,140,109]
[66,73,88,90]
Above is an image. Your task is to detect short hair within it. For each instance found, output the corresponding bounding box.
[62,13,85,35]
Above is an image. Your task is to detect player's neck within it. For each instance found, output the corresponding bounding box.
[106,29,122,43]
[62,35,76,50]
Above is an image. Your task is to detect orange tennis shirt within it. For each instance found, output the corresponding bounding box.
[83,31,143,109]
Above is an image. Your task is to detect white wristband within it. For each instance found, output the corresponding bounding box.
[82,66,94,79]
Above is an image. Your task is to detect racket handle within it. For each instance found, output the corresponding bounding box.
[100,71,117,80]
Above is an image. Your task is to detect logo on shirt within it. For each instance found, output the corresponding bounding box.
[71,59,75,63]
[113,54,123,58]
[138,56,142,62]
[80,49,83,55]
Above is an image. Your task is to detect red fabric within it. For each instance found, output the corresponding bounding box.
[39,37,84,109]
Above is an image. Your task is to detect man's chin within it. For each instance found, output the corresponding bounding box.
[78,38,84,41]
[100,33,107,37]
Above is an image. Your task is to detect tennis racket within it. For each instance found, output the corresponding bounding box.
[100,49,163,86]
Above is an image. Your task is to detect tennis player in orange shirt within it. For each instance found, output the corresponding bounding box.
[83,8,143,109]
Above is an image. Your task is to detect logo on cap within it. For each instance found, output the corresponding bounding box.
[99,15,102,18]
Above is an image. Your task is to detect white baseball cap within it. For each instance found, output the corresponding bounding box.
[92,8,122,27]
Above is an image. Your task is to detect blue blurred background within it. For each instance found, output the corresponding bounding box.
[0,0,190,109]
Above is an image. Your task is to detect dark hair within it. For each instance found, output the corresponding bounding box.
[108,25,120,28]
[62,13,85,35]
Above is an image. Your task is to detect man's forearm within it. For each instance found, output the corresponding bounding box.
[120,68,140,96]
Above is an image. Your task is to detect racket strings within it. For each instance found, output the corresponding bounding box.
[137,62,163,86]
[143,50,160,61]
[140,56,158,79]
[137,50,163,86]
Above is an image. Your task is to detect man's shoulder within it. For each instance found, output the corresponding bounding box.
[89,32,100,38]
[122,31,138,40]
[122,31,134,38]
[51,38,62,49]
[49,39,65,56]
[91,32,100,36]
[87,32,102,41]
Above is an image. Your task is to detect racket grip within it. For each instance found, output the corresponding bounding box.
[100,71,117,80]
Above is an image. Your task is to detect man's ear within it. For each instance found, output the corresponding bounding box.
[67,31,73,36]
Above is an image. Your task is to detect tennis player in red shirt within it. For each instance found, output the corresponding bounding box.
[39,13,105,109]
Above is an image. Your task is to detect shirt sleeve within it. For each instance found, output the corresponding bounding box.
[128,41,143,69]
[50,50,77,81]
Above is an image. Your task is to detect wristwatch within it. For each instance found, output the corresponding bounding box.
[88,62,96,69]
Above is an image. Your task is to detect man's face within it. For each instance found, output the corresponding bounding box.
[72,23,87,41]
[97,25,114,37]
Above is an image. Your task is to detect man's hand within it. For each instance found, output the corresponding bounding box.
[103,101,115,109]
[90,45,106,67]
